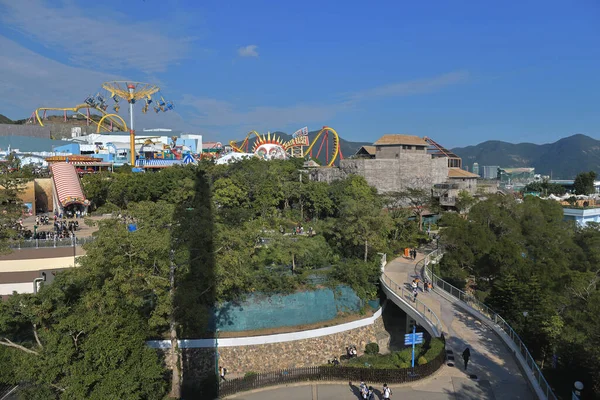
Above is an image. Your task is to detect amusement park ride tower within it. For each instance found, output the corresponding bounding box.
[101,81,162,165]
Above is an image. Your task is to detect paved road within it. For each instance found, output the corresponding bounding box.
[226,253,534,400]
[225,376,499,400]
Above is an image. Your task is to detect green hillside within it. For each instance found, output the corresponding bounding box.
[0,114,15,124]
[452,134,600,179]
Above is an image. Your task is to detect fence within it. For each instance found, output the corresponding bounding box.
[380,273,443,337]
[419,250,558,400]
[10,236,95,250]
[219,343,446,397]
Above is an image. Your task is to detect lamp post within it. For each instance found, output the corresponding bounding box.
[127,84,136,167]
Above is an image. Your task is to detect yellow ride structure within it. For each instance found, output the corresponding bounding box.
[33,104,128,132]
[229,130,262,153]
[30,81,173,166]
[229,126,341,166]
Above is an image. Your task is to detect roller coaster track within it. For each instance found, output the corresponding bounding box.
[304,126,340,167]
[229,130,262,153]
[34,104,128,132]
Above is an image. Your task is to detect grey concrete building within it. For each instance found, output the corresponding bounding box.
[433,168,480,207]
[310,134,471,195]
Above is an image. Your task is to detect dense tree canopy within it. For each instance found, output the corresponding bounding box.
[573,170,598,195]
[1,158,429,398]
[523,180,567,196]
[438,195,600,396]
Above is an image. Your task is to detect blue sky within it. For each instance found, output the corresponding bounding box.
[0,0,598,147]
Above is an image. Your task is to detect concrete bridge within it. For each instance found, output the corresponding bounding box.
[379,250,555,400]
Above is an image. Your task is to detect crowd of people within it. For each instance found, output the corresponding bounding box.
[15,213,82,241]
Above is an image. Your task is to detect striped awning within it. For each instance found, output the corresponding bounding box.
[51,163,90,207]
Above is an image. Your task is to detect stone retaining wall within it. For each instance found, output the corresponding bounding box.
[216,316,387,375]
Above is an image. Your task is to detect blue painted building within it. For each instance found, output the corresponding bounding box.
[563,207,600,226]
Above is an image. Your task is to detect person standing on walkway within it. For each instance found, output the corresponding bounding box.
[219,366,227,381]
[359,381,367,399]
[382,383,392,399]
[462,347,471,370]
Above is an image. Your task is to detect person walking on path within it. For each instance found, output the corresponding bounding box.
[219,366,227,381]
[382,383,392,399]
[462,347,471,370]
[359,381,368,399]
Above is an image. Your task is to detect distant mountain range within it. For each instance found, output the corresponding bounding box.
[0,114,14,124]
[452,134,600,179]
[3,111,598,178]
[236,130,371,166]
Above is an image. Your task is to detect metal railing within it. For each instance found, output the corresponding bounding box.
[380,273,443,337]
[9,236,96,250]
[420,250,557,400]
[219,345,446,397]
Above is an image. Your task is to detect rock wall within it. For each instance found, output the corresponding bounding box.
[216,315,387,375]
[338,156,449,194]
[0,124,50,138]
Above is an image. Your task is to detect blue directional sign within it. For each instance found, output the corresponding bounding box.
[405,327,424,368]
[404,332,424,346]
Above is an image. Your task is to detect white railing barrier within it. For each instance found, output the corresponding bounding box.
[380,272,443,337]
[420,249,557,400]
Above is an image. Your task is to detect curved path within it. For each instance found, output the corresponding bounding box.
[383,253,533,400]
[226,253,534,400]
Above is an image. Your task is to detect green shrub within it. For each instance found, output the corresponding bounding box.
[394,350,411,364]
[397,361,410,368]
[417,356,428,365]
[94,202,120,215]
[422,338,445,362]
[365,342,379,355]
[244,371,258,380]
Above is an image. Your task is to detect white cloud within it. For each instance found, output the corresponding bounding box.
[237,45,259,58]
[0,36,191,132]
[349,71,470,101]
[181,71,469,133]
[182,94,343,133]
[0,0,195,73]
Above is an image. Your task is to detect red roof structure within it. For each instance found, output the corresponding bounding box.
[51,163,90,207]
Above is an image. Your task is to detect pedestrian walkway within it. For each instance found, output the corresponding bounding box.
[224,253,535,400]
[383,253,533,399]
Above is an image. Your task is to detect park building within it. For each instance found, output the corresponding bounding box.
[311,134,480,198]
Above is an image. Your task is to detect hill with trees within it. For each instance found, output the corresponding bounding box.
[438,196,600,398]
[452,134,600,179]
[0,114,15,124]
